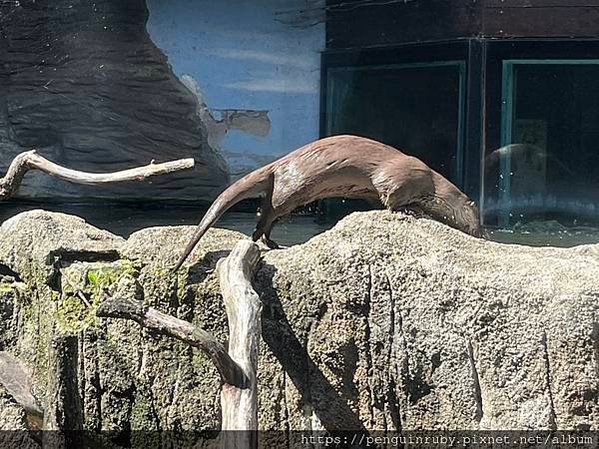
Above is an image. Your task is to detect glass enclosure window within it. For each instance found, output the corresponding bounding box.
[326,62,466,185]
[484,61,599,228]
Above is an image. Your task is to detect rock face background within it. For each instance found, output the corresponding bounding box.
[0,210,597,447]
[0,0,229,201]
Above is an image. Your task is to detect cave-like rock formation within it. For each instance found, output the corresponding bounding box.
[0,0,229,201]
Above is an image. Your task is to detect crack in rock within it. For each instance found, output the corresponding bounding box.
[466,339,484,423]
[541,330,558,430]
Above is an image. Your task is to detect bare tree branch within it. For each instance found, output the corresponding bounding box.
[0,150,195,200]
[96,296,247,388]
[0,351,44,431]
[96,239,262,447]
[217,240,262,448]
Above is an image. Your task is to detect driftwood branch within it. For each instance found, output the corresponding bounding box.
[96,295,247,388]
[217,240,262,448]
[96,239,262,447]
[0,351,44,431]
[0,150,195,200]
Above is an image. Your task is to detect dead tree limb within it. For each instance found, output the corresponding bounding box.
[217,240,261,448]
[0,150,195,200]
[0,351,44,431]
[96,295,247,388]
[96,240,262,447]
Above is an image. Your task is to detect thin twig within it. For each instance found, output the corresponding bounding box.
[0,150,195,200]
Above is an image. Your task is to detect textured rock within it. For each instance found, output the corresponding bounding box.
[0,209,596,445]
[0,209,124,284]
[258,212,598,431]
[0,0,229,201]
[0,391,39,449]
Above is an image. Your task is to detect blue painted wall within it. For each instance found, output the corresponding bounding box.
[146,0,324,178]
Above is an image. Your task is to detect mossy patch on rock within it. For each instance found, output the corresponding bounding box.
[57,260,140,333]
[0,210,125,286]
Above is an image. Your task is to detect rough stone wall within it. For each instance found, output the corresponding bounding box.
[258,214,599,431]
[0,0,229,201]
[0,210,597,447]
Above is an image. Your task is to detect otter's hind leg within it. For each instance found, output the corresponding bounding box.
[251,174,280,249]
[252,210,279,249]
[260,220,280,249]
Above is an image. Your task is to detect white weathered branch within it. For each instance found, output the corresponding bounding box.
[217,240,262,449]
[0,150,195,199]
[96,239,263,448]
[96,296,247,388]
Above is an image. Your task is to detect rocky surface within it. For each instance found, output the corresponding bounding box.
[0,209,597,446]
[0,0,229,201]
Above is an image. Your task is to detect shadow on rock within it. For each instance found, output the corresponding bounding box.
[257,262,367,432]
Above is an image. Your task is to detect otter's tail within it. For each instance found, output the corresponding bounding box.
[171,170,271,272]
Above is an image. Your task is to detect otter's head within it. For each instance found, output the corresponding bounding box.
[450,196,483,238]
[416,176,483,238]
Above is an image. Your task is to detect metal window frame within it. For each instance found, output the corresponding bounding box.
[499,58,599,226]
[324,60,467,186]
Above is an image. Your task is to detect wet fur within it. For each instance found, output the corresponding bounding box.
[173,135,482,271]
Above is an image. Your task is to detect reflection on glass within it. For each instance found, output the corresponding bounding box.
[485,62,599,229]
[326,62,465,184]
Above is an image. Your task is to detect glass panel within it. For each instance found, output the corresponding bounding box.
[326,63,465,184]
[485,62,599,232]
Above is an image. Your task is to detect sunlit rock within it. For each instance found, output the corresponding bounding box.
[0,209,596,443]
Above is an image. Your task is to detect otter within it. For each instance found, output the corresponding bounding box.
[173,135,482,272]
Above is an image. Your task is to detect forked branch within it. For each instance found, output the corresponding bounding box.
[96,296,247,388]
[0,150,195,200]
[217,240,262,448]
[96,239,263,448]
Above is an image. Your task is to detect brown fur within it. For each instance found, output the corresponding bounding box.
[173,135,482,271]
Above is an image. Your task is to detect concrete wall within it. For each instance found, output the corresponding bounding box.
[146,0,325,179]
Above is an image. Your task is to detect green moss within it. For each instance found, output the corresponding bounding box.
[0,282,26,293]
[129,388,161,432]
[16,287,55,399]
[56,260,140,333]
[191,350,212,372]
[56,294,96,332]
[86,259,138,290]
[176,269,189,302]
